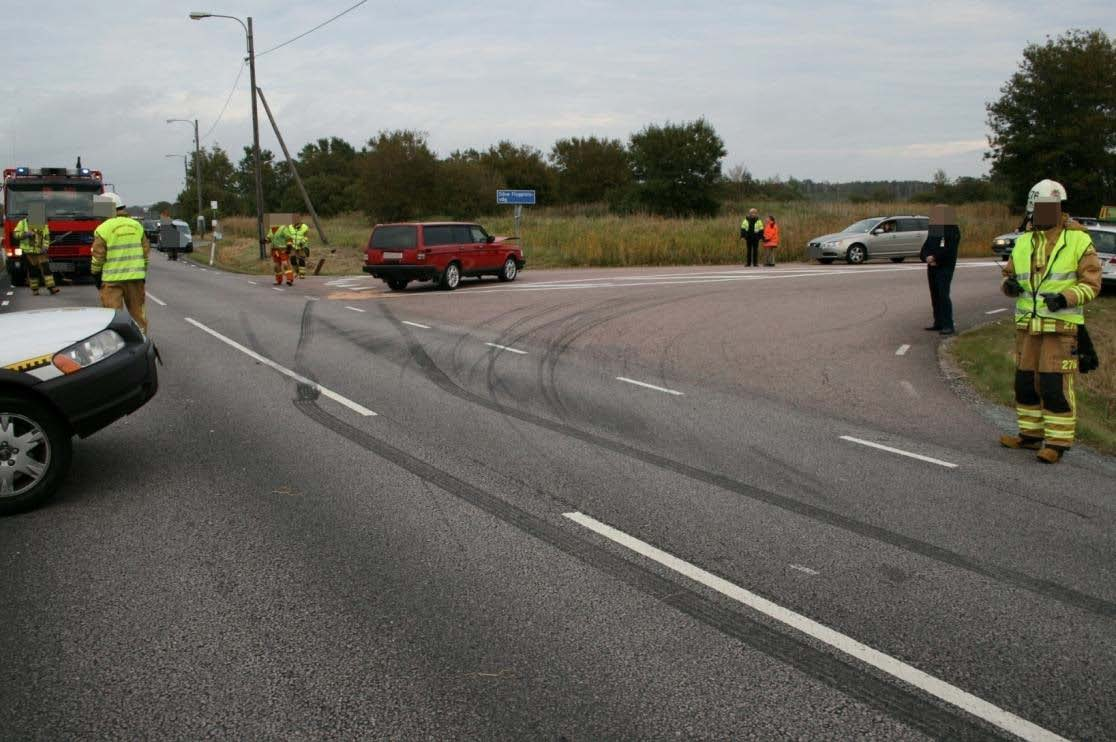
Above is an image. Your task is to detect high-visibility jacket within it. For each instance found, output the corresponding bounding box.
[289,223,310,249]
[763,221,780,247]
[740,216,764,235]
[14,218,50,254]
[93,216,148,283]
[270,225,292,249]
[1009,228,1098,331]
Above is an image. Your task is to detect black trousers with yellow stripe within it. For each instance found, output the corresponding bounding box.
[25,253,57,292]
[1014,330,1078,448]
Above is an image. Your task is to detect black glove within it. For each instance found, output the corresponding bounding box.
[93,273,102,289]
[1078,325,1100,374]
[1002,277,1023,297]
[1042,292,1068,312]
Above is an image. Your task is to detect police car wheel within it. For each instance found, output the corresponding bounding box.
[0,393,72,516]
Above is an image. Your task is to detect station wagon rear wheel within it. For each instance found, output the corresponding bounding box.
[440,262,461,290]
[846,244,868,264]
[498,257,518,282]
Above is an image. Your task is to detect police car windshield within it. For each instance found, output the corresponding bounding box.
[6,187,98,219]
[842,218,883,234]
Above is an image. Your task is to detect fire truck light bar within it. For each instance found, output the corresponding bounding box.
[9,167,96,177]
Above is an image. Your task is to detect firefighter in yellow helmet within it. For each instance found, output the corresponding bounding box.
[91,193,151,334]
[13,216,59,295]
[999,180,1101,462]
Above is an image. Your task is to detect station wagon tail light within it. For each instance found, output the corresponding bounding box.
[52,329,126,374]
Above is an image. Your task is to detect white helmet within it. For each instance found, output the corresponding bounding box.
[1026,179,1067,214]
[104,192,124,210]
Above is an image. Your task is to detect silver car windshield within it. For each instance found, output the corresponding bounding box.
[842,218,882,234]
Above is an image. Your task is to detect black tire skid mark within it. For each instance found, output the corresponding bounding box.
[363,303,1116,622]
[292,395,997,741]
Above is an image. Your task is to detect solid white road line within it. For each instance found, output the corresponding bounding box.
[184,318,377,417]
[839,435,957,469]
[402,320,431,329]
[485,342,528,355]
[345,306,366,313]
[985,308,1009,315]
[616,376,684,396]
[145,292,167,307]
[895,344,910,356]
[563,511,1066,742]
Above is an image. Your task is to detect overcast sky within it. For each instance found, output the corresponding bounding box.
[3,0,1113,206]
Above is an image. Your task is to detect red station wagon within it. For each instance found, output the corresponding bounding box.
[363,222,525,291]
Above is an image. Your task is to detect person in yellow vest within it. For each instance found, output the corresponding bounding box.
[1000,180,1101,463]
[739,208,763,267]
[269,221,295,286]
[91,193,150,334]
[13,217,59,295]
[288,214,311,279]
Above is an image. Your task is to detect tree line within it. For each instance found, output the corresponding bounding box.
[172,119,729,221]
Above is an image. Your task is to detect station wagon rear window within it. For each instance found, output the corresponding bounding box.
[371,226,417,249]
[423,225,456,246]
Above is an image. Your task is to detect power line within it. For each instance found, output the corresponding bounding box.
[201,60,247,141]
[256,0,368,57]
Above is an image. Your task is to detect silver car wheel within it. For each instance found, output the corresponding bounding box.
[0,412,51,498]
[847,244,868,264]
[502,258,517,280]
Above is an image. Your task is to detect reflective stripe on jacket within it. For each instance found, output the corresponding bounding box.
[1010,229,1094,329]
[93,216,148,283]
[14,218,50,254]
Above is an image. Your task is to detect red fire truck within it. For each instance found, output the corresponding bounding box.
[2,165,107,285]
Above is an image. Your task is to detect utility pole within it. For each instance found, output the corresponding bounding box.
[256,86,329,245]
[193,119,204,234]
[247,16,266,260]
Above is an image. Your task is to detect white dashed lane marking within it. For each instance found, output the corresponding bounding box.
[485,342,528,355]
[563,511,1066,742]
[895,344,910,356]
[145,292,167,307]
[839,435,957,469]
[616,377,684,396]
[402,320,431,329]
[789,564,820,576]
[184,318,377,417]
[345,306,366,313]
[985,308,1009,315]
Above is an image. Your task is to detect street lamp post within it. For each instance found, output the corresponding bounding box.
[165,153,188,185]
[189,11,266,259]
[167,117,203,233]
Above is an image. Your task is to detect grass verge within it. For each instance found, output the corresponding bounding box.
[199,201,1018,275]
[949,294,1116,455]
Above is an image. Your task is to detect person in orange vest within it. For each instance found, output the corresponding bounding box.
[762,215,780,266]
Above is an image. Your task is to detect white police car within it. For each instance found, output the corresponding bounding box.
[0,307,157,514]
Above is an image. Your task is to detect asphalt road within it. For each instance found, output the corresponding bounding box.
[2,256,1114,740]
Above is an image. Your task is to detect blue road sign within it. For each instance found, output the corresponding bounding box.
[496,189,536,205]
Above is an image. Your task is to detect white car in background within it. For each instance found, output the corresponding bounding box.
[1088,224,1116,290]
[0,307,158,514]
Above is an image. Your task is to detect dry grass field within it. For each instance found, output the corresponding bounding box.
[197,201,1019,274]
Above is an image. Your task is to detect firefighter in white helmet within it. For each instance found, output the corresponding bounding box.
[91,193,151,333]
[1000,179,1101,462]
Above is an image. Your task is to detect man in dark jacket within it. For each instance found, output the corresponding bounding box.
[920,204,961,335]
[740,208,764,267]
